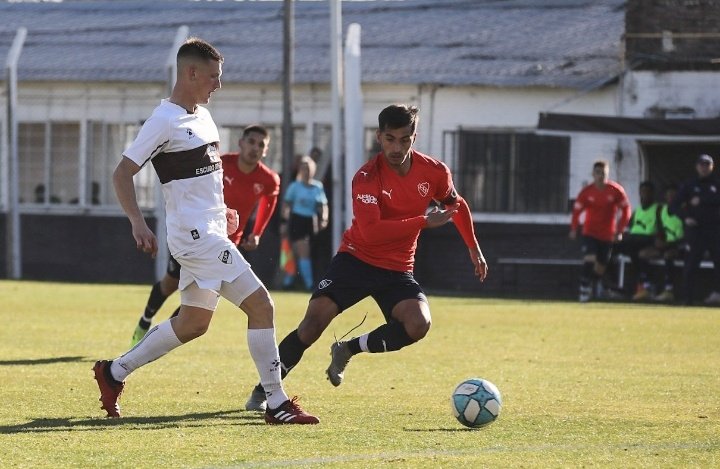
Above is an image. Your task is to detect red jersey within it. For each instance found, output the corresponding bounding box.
[571,180,631,242]
[339,150,479,272]
[221,153,280,245]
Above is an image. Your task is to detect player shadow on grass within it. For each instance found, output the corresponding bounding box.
[0,410,264,434]
[0,356,86,366]
[403,427,479,432]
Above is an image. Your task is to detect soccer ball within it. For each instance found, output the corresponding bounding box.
[450,378,502,429]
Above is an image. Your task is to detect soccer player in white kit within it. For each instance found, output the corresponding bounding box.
[92,37,318,425]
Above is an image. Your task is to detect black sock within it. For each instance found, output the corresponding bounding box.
[664,258,674,286]
[255,330,310,393]
[637,260,649,284]
[277,329,310,379]
[144,281,168,319]
[138,318,151,329]
[346,338,362,355]
[580,262,594,287]
[365,322,416,353]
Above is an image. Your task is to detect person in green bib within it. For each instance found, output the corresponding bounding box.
[615,181,662,300]
[652,184,685,301]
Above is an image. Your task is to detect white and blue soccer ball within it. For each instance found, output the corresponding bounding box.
[450,378,502,429]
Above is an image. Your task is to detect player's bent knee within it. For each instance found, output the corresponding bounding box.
[172,307,213,342]
[405,318,431,341]
[184,322,210,340]
[161,274,180,296]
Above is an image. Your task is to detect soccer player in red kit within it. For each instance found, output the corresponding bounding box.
[569,159,631,302]
[221,124,280,251]
[130,124,280,345]
[244,104,488,411]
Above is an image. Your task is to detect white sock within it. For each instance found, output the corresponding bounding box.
[247,328,288,409]
[110,320,182,382]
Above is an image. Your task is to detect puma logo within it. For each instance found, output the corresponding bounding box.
[359,171,368,177]
[381,189,393,199]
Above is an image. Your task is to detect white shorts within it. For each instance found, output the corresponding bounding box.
[175,235,250,292]
[180,269,264,311]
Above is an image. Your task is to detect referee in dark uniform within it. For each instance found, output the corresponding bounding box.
[670,154,720,305]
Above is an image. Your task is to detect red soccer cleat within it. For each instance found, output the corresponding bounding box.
[265,396,320,425]
[93,360,124,418]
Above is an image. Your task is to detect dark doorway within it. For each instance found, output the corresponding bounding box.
[640,141,720,190]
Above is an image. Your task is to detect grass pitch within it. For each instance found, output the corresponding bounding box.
[0,280,719,468]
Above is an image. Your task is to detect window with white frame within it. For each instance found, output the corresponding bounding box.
[19,121,150,209]
[15,120,333,212]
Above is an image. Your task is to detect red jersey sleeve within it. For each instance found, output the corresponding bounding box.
[450,195,479,250]
[351,170,426,244]
[433,162,478,250]
[250,171,280,237]
[570,186,588,232]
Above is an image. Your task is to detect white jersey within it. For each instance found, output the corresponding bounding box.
[123,99,251,292]
[123,99,226,257]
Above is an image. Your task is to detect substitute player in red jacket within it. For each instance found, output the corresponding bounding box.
[244,104,488,411]
[570,159,631,302]
[130,124,280,345]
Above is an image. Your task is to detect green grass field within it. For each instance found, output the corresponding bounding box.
[1,280,719,468]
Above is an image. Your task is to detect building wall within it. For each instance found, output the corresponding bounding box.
[622,71,720,118]
[419,85,621,210]
[626,0,720,70]
[3,76,719,297]
[6,80,622,216]
[615,70,720,204]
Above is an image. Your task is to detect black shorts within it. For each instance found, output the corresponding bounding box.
[288,213,315,241]
[614,234,655,257]
[660,240,684,258]
[310,252,428,322]
[166,254,181,279]
[580,235,613,266]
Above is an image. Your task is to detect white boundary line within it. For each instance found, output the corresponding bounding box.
[217,441,720,468]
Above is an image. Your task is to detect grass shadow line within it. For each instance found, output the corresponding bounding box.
[0,409,265,434]
[0,356,87,366]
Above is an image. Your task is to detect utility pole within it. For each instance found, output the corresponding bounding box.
[282,0,295,190]
[5,27,27,279]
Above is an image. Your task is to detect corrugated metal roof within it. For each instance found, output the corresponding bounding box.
[0,0,624,89]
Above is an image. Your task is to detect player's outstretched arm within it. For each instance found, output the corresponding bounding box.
[113,156,158,258]
[469,246,488,282]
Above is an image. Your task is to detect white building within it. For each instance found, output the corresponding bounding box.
[1,0,718,296]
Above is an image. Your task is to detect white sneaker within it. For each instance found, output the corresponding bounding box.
[579,285,592,303]
[703,291,720,305]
